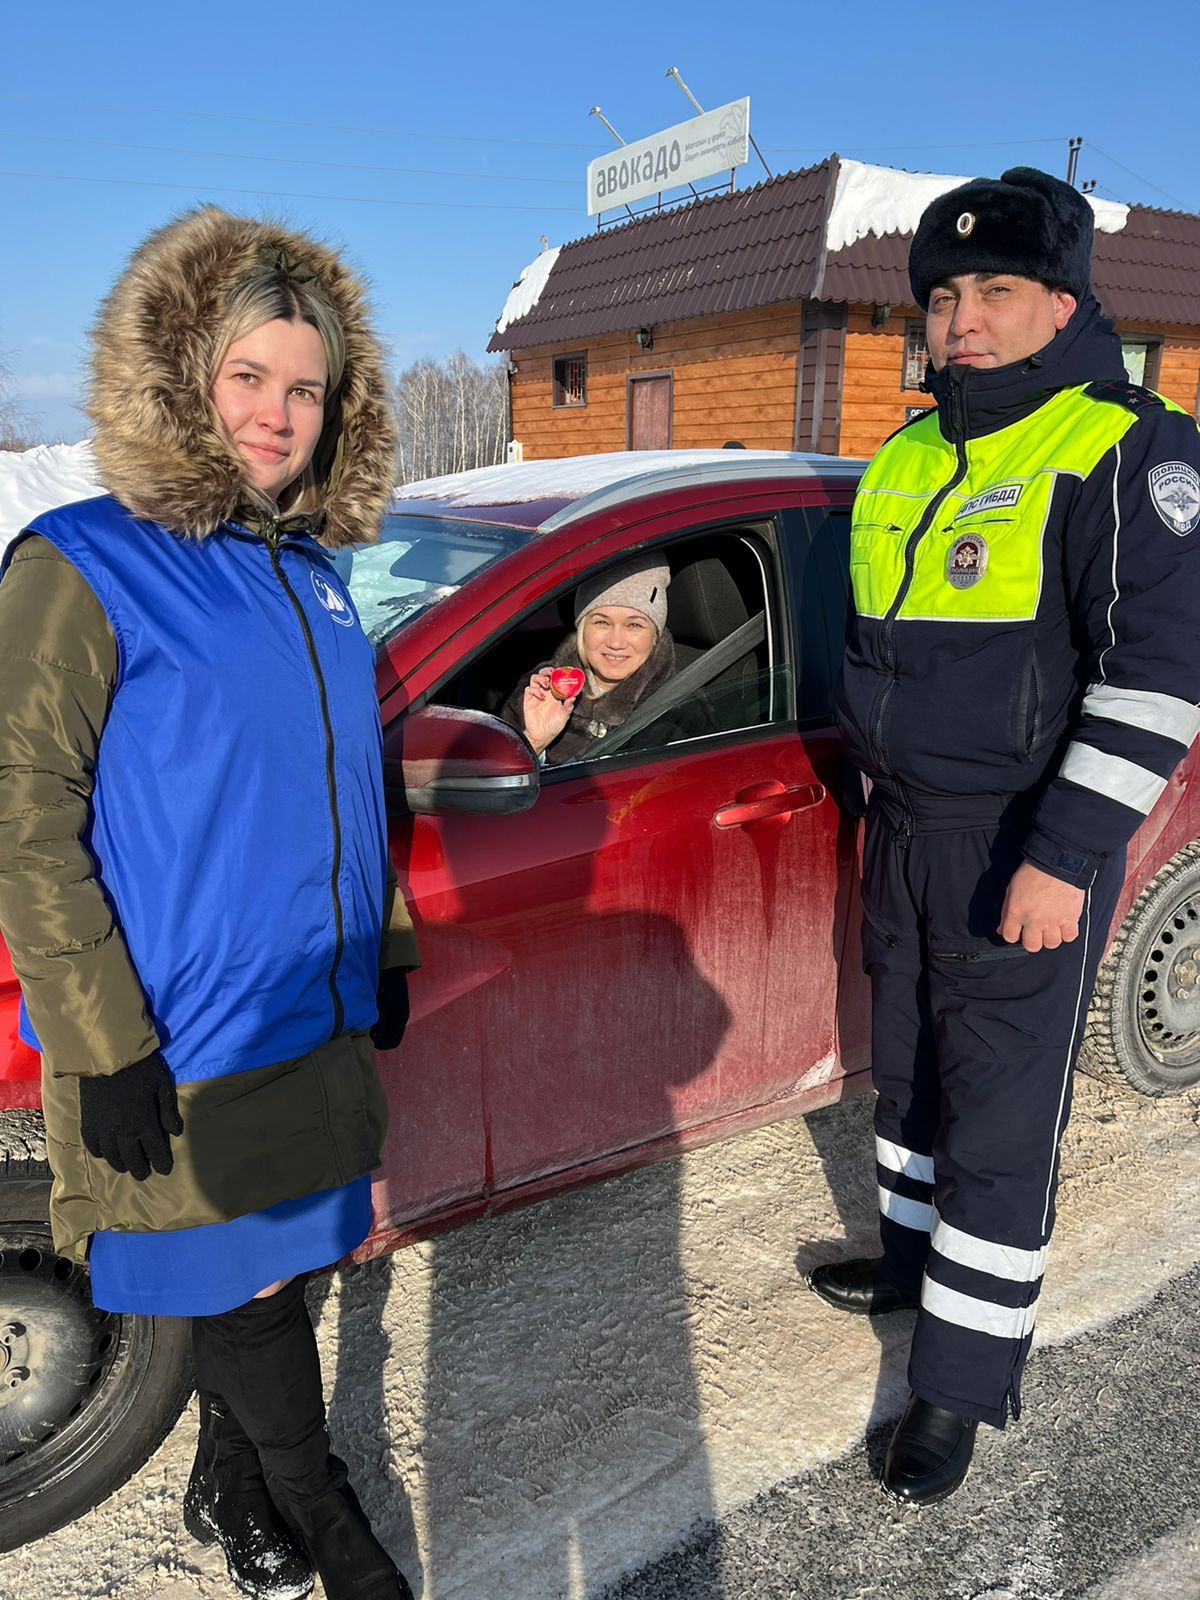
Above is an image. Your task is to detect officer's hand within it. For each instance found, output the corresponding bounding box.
[998,862,1086,953]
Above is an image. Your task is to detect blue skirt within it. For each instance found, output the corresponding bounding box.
[87,1174,374,1317]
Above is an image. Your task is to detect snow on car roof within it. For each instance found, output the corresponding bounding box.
[391,449,860,530]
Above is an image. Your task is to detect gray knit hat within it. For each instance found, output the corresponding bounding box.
[575,556,670,634]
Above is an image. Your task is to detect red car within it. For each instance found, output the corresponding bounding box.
[2,449,1198,1547]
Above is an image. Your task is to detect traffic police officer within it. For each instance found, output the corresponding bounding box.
[811,167,1200,1503]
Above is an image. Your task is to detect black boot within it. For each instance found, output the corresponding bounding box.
[192,1278,414,1600]
[882,1393,978,1505]
[183,1391,313,1599]
[808,1256,920,1315]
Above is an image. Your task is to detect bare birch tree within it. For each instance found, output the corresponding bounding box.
[393,352,508,484]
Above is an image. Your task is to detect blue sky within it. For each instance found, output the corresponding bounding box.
[4,0,1196,442]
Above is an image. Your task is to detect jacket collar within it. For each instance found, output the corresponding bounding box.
[923,293,1128,443]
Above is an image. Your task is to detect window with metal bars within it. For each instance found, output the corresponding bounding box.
[902,321,929,392]
[552,352,588,407]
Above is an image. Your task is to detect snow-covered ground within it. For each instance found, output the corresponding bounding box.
[2,1068,1198,1600]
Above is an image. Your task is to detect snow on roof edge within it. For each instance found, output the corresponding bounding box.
[494,245,562,335]
[825,158,1130,256]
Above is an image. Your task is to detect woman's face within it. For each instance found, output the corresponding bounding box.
[581,606,657,687]
[210,318,328,502]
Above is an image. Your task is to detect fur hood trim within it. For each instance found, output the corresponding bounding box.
[87,206,396,547]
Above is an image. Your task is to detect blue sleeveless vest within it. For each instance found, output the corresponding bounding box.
[9,495,386,1083]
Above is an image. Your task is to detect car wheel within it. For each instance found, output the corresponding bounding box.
[1081,839,1200,1096]
[0,1154,193,1551]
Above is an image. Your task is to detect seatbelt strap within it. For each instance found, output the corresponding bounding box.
[599,610,766,757]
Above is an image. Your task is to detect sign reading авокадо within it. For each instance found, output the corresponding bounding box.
[587,98,750,217]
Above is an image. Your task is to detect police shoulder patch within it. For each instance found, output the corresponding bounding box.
[1148,461,1200,536]
[1083,379,1165,415]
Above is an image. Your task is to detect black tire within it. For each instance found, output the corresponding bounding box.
[1081,839,1200,1096]
[0,1154,193,1551]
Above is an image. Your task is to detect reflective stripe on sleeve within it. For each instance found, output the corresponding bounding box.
[878,1185,933,1233]
[1059,743,1168,814]
[921,1278,1040,1341]
[931,1211,1047,1283]
[875,1138,935,1185]
[1082,684,1200,748]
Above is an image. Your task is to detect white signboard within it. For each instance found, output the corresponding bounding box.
[587,98,750,217]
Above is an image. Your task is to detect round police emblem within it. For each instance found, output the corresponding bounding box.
[956,211,976,237]
[1148,461,1200,536]
[946,534,988,588]
[311,569,356,626]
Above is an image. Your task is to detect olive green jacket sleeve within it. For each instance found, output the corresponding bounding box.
[381,855,420,971]
[0,536,161,1076]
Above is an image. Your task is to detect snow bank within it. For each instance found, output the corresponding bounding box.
[493,245,561,335]
[0,441,102,558]
[825,157,1130,253]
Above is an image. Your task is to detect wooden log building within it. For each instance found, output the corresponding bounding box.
[487,156,1200,461]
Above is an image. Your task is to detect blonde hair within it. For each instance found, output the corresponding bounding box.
[209,269,347,513]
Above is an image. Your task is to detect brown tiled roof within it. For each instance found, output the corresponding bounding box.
[487,160,833,352]
[491,158,1200,350]
[821,206,1200,327]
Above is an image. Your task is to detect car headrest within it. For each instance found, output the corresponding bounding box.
[668,556,751,649]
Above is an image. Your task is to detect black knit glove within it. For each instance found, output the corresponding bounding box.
[370,966,410,1052]
[78,1051,183,1182]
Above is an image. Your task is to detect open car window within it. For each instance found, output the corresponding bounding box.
[433,523,795,770]
[332,513,525,648]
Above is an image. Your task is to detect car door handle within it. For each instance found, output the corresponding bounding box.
[713,781,826,829]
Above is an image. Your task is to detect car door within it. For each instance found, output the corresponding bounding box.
[378,504,855,1212]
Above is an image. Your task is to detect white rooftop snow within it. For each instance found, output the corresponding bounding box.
[0,441,102,558]
[493,245,561,335]
[825,157,1130,254]
[391,449,833,511]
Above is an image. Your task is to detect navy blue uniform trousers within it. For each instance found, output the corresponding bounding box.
[861,791,1124,1427]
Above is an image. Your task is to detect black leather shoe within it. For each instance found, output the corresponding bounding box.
[808,1257,919,1316]
[882,1394,978,1505]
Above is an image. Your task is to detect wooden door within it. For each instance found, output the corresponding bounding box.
[627,374,673,450]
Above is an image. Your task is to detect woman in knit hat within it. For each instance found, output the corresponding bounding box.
[0,208,415,1600]
[502,554,678,764]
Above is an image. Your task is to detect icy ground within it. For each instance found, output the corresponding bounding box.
[3,1067,1199,1600]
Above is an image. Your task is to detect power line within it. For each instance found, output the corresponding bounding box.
[0,169,578,213]
[1084,143,1189,209]
[2,131,578,187]
[1,92,597,151]
[771,137,1068,154]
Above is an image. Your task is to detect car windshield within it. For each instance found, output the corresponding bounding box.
[330,513,526,647]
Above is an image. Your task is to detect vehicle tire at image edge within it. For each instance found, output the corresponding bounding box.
[1081,839,1200,1096]
[0,1153,193,1552]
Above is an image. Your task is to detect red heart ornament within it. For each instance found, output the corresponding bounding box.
[549,667,586,701]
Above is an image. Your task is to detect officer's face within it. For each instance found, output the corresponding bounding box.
[925,274,1077,373]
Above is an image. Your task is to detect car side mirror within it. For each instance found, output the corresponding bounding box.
[384,705,539,816]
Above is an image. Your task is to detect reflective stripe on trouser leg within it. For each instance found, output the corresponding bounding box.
[906,843,1124,1429]
[861,807,939,1298]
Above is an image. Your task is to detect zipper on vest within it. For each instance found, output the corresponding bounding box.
[266,536,347,1041]
[867,373,971,780]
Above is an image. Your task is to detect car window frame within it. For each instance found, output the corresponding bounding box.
[422,510,800,785]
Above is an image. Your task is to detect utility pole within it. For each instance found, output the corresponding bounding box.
[1066,136,1083,187]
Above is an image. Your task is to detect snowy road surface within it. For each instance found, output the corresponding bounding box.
[2,1067,1199,1600]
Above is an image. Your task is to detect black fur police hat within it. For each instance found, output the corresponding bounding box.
[908,166,1095,310]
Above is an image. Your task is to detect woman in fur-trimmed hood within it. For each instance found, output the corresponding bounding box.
[0,208,415,1600]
